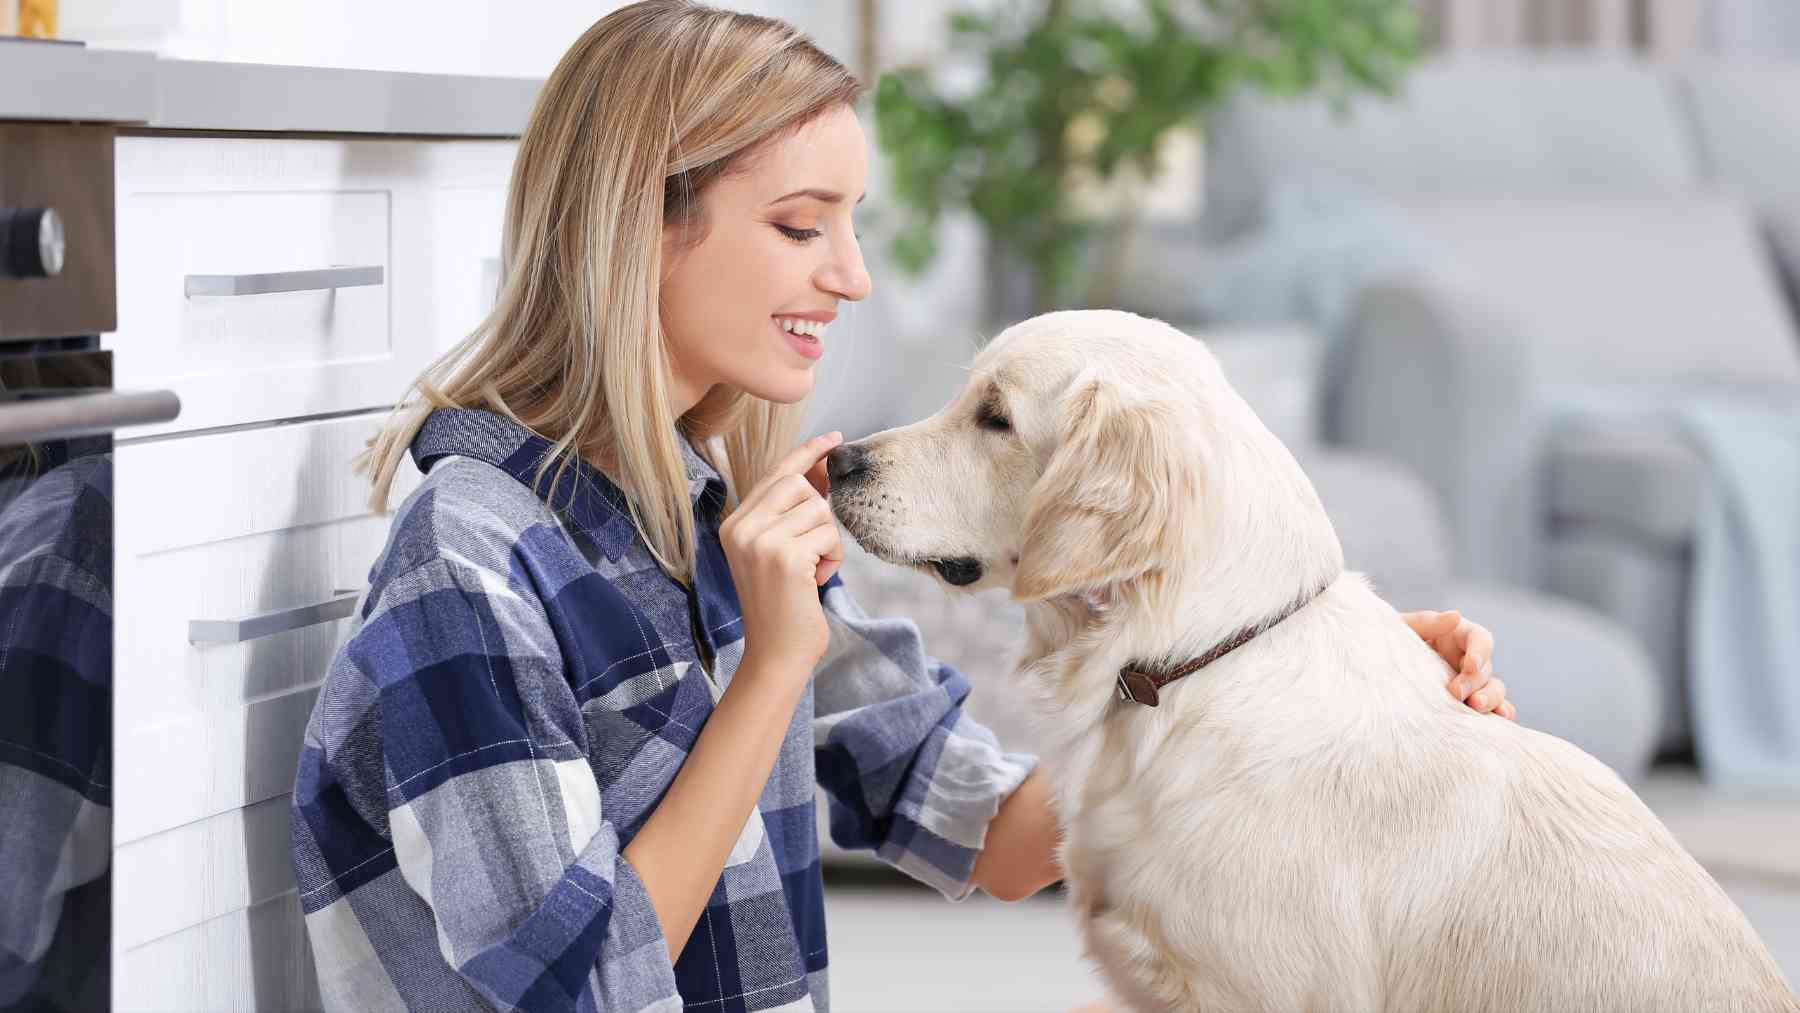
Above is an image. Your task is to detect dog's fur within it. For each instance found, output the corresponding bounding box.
[829,310,1799,1012]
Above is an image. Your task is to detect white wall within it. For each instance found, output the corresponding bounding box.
[59,0,855,79]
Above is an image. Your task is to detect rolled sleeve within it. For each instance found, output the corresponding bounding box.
[294,557,680,1013]
[810,576,1037,900]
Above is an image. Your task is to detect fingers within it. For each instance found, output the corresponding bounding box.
[1403,609,1460,637]
[1411,609,1514,720]
[1406,609,1468,679]
[1448,640,1486,701]
[797,522,843,586]
[1450,629,1494,699]
[769,431,841,483]
[1469,676,1506,714]
[732,473,827,543]
[804,453,831,500]
[763,496,835,544]
[734,432,841,519]
[1457,617,1496,679]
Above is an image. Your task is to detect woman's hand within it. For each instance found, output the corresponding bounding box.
[1402,610,1515,720]
[720,432,845,674]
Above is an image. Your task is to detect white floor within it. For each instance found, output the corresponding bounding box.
[824,886,1104,1013]
[822,770,1800,1011]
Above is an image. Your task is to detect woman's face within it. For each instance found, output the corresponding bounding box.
[659,103,872,413]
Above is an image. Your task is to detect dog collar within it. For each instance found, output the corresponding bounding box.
[1115,574,1340,707]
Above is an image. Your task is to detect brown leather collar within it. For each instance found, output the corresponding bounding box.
[1115,575,1339,707]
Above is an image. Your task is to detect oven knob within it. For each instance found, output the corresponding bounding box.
[1,207,65,278]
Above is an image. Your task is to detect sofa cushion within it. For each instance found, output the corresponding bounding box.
[1203,54,1700,242]
[1547,424,1707,547]
[1544,528,1692,755]
[1398,194,1800,388]
[1677,62,1800,318]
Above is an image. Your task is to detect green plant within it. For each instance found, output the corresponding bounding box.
[873,0,1421,312]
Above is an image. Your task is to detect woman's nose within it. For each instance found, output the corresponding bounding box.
[819,235,871,302]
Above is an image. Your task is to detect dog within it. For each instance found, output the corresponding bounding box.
[826,310,1798,1012]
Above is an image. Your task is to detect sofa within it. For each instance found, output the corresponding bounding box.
[1192,55,1800,757]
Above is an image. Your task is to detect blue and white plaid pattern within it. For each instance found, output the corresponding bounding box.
[0,442,113,1005]
[291,408,1035,1012]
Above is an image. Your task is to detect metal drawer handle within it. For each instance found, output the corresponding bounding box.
[184,265,383,298]
[0,389,181,443]
[188,589,364,645]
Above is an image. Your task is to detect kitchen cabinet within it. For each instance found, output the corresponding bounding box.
[106,121,514,1013]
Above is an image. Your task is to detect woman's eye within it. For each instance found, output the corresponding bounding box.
[775,224,823,243]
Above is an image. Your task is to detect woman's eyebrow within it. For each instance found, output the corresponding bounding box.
[767,188,869,206]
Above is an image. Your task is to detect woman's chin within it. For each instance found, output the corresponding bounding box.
[740,372,815,406]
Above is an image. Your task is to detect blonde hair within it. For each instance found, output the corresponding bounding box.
[356,0,863,583]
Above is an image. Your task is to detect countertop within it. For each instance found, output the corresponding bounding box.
[0,37,540,136]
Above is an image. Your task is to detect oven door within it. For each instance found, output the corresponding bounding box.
[0,348,175,1011]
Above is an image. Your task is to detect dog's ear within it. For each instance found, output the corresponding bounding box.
[1012,377,1194,602]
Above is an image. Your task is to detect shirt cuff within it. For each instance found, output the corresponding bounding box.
[598,849,683,1010]
[875,710,1039,902]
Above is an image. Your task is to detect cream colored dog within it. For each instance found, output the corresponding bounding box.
[827,310,1798,1012]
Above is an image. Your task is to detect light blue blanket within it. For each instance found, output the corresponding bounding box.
[1677,397,1800,790]
[1553,388,1800,791]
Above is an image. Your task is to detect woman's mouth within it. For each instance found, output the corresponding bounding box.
[775,316,825,360]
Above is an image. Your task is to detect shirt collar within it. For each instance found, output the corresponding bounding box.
[410,407,727,563]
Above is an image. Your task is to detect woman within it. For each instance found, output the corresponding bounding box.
[290,3,1511,1010]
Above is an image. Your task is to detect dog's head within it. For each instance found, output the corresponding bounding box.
[831,309,1326,604]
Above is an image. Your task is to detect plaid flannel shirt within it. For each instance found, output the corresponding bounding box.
[290,407,1036,1012]
[0,441,112,1005]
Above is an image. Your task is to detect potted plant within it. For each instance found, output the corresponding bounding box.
[872,0,1422,317]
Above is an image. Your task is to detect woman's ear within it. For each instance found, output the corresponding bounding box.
[1011,378,1196,602]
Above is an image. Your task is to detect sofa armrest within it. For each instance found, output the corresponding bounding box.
[1331,273,1546,586]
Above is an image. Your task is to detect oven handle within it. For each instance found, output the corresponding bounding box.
[0,388,180,443]
[189,589,365,645]
[184,265,383,297]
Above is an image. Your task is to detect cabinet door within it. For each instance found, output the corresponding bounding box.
[113,888,321,1013]
[111,410,420,845]
[111,135,515,435]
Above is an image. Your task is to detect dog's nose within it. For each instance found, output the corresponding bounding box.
[826,444,872,486]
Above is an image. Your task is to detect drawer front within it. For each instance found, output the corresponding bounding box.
[115,888,321,1013]
[115,796,295,952]
[111,135,514,434]
[113,411,421,843]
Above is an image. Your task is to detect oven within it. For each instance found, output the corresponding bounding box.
[1,120,178,1011]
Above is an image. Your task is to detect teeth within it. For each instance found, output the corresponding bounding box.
[776,317,828,339]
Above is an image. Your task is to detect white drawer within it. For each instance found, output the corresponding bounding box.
[115,889,320,1013]
[115,795,295,951]
[115,685,321,846]
[113,411,421,843]
[111,135,514,434]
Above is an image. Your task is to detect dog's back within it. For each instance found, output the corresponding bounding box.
[1077,575,1799,1012]
[1385,709,1797,1011]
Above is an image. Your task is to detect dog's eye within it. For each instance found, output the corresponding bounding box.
[977,410,1011,433]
